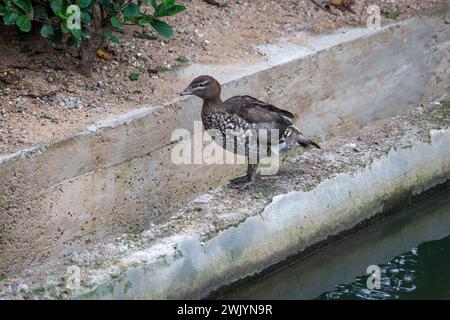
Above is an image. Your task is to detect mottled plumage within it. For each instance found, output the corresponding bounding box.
[180,75,320,190]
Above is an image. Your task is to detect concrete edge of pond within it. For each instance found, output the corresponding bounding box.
[0,107,448,299]
[0,6,449,278]
[80,128,450,300]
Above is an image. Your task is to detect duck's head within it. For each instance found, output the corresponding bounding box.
[180,75,221,101]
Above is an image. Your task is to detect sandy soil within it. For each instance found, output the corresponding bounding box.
[0,0,447,154]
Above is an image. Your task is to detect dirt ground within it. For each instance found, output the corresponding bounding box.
[0,0,447,154]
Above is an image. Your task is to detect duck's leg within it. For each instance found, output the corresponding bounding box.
[230,162,258,190]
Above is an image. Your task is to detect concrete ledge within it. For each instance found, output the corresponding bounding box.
[0,7,449,276]
[0,106,448,299]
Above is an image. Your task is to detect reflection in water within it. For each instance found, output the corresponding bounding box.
[319,235,450,300]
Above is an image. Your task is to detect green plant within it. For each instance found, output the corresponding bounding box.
[0,0,186,71]
[175,55,188,63]
[387,9,400,20]
[1,1,186,45]
[129,71,140,80]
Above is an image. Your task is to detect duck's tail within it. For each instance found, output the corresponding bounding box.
[288,127,321,149]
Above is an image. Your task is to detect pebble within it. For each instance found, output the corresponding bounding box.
[98,103,113,109]
[194,29,204,38]
[284,24,294,32]
[59,96,85,110]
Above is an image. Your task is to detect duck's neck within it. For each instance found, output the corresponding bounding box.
[202,96,224,114]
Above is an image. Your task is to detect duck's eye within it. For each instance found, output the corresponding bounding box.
[193,81,209,90]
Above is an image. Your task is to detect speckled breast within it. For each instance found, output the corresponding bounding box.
[202,111,273,160]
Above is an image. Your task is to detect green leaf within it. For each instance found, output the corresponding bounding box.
[0,4,5,16]
[149,0,158,9]
[164,5,186,16]
[12,0,33,17]
[102,30,120,44]
[70,28,82,46]
[123,3,140,18]
[16,15,31,32]
[111,16,123,29]
[137,15,153,26]
[163,0,176,6]
[129,72,140,81]
[51,0,64,15]
[81,28,91,38]
[176,55,189,63]
[34,5,48,20]
[153,3,165,17]
[112,2,121,13]
[61,21,69,33]
[138,33,157,40]
[79,0,92,9]
[81,11,91,24]
[388,10,400,20]
[40,24,54,38]
[3,11,19,25]
[100,0,110,6]
[150,19,172,38]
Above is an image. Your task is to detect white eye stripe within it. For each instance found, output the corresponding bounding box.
[194,80,209,88]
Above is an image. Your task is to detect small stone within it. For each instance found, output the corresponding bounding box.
[193,193,213,204]
[296,23,313,31]
[284,24,294,32]
[98,103,113,109]
[194,29,204,38]
[59,96,85,110]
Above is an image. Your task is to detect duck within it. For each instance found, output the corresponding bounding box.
[180,75,320,190]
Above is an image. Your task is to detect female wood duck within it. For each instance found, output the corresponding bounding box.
[180,75,320,190]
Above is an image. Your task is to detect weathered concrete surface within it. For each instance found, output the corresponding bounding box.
[0,7,449,276]
[0,104,448,299]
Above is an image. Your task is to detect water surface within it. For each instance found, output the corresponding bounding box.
[225,188,450,300]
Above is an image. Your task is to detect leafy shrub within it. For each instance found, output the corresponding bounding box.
[0,0,186,47]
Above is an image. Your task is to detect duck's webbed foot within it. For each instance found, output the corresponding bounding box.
[229,175,250,184]
[229,175,254,190]
[229,163,258,191]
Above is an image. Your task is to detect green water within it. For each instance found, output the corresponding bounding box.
[225,187,450,300]
[319,234,450,300]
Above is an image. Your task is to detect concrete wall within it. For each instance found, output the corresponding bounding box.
[80,128,450,299]
[0,7,449,276]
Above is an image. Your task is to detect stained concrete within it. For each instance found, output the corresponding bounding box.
[0,7,449,278]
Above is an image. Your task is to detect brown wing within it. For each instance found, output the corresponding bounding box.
[224,95,294,129]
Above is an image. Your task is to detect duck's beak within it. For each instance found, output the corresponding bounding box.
[180,86,193,96]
